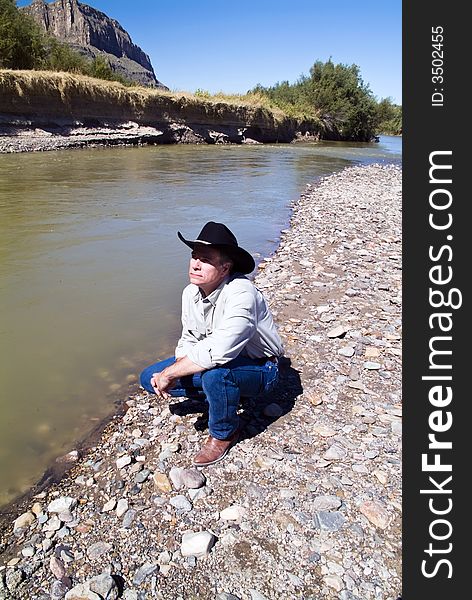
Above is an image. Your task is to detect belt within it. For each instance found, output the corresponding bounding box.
[251,355,279,365]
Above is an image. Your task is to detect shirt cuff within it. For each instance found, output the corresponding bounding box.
[186,345,214,370]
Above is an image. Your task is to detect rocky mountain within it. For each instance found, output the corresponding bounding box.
[21,0,167,88]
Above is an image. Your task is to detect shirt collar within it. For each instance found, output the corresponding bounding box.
[196,276,230,306]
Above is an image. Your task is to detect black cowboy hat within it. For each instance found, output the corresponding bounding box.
[177,221,255,274]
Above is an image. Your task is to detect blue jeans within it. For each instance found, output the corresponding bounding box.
[140,356,279,440]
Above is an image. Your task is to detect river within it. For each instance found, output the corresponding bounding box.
[0,136,401,506]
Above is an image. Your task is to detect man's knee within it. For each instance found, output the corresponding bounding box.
[201,366,233,390]
[139,365,154,393]
[140,356,175,394]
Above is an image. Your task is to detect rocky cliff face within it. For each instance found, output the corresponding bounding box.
[22,0,167,88]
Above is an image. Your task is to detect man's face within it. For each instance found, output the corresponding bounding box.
[189,244,230,295]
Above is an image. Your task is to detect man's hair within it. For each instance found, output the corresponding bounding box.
[214,245,235,273]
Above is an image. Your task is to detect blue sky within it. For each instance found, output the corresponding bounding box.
[18,0,402,104]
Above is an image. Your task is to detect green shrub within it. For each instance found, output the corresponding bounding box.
[41,37,89,73]
[0,0,46,68]
[375,97,402,135]
[250,59,400,141]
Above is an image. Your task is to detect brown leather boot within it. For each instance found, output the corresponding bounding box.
[193,428,240,467]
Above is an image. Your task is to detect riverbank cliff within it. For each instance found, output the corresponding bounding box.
[0,164,402,600]
[0,70,326,153]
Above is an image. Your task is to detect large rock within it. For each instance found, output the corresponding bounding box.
[13,511,35,533]
[180,531,216,557]
[47,496,77,514]
[22,0,167,88]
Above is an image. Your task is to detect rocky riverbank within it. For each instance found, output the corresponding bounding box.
[0,118,274,154]
[0,116,320,153]
[0,163,402,600]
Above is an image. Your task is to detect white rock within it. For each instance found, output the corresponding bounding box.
[220,531,239,546]
[363,361,381,370]
[116,499,129,518]
[169,467,206,490]
[89,573,119,599]
[312,495,342,511]
[47,496,77,514]
[352,464,369,474]
[102,498,117,513]
[220,505,245,521]
[156,564,170,577]
[324,574,344,591]
[391,421,402,436]
[13,511,35,532]
[323,445,348,460]
[327,325,349,338]
[169,495,192,512]
[157,550,171,565]
[55,450,79,464]
[347,380,366,391]
[374,470,389,484]
[313,424,336,437]
[188,486,210,502]
[161,442,181,453]
[43,515,62,532]
[58,510,74,523]
[116,455,132,470]
[65,583,101,600]
[180,531,215,557]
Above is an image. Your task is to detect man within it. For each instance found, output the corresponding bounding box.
[140,221,284,467]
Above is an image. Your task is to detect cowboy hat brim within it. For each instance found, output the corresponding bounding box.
[177,231,255,274]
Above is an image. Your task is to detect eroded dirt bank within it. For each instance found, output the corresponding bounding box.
[0,70,323,153]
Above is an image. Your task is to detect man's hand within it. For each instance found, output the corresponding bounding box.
[150,356,203,400]
[150,370,175,400]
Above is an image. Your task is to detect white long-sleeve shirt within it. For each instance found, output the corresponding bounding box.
[174,274,284,370]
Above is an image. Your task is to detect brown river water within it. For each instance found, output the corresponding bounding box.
[0,138,401,506]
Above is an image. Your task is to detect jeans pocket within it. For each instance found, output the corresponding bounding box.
[264,365,279,393]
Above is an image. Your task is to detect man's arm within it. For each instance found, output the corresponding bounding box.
[174,286,199,359]
[151,355,203,399]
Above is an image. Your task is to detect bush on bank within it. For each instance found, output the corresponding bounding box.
[250,59,402,139]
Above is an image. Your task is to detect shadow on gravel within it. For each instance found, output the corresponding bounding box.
[169,357,303,441]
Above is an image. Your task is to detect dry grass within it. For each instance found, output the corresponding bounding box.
[165,89,287,117]
[0,69,289,121]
